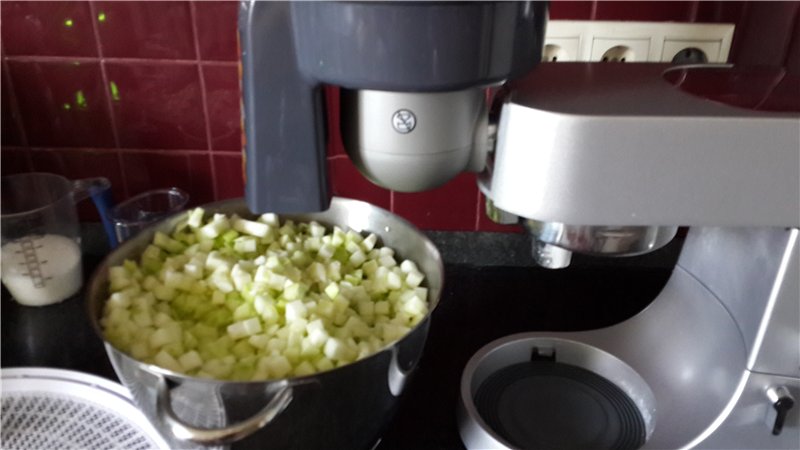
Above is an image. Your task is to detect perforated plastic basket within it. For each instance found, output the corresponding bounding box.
[1,367,168,450]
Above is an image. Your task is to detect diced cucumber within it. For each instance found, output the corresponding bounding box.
[103,210,429,381]
[233,217,271,238]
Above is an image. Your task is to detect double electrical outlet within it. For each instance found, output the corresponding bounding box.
[544,21,735,63]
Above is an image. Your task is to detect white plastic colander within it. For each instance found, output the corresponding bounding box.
[1,367,169,450]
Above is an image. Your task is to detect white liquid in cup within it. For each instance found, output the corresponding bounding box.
[1,234,83,306]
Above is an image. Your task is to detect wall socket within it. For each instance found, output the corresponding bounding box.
[544,21,735,63]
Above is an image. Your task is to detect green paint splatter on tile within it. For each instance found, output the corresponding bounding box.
[75,90,88,109]
[109,81,120,101]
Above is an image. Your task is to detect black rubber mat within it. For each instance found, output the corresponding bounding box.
[474,361,646,450]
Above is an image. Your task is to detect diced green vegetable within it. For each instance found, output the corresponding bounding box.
[102,208,428,381]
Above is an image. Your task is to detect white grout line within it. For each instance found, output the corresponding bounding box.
[688,0,700,22]
[474,188,482,231]
[753,68,787,110]
[1,48,32,163]
[3,55,238,66]
[188,1,219,200]
[11,146,212,155]
[87,0,128,199]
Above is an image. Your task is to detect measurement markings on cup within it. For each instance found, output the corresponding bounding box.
[15,236,50,288]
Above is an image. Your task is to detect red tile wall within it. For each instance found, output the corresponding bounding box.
[2,1,798,230]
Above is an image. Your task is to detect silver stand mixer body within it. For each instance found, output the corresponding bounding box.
[471,63,800,448]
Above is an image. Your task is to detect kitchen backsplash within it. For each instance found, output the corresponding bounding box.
[2,1,798,230]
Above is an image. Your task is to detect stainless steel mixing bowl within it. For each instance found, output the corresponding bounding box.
[87,197,444,449]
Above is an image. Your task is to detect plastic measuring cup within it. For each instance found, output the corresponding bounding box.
[110,187,189,243]
[1,173,115,306]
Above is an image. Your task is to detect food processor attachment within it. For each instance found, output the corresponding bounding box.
[238,1,546,213]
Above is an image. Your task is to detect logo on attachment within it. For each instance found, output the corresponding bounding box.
[392,110,416,134]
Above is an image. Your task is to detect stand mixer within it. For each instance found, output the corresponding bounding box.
[239,2,799,448]
[459,63,800,449]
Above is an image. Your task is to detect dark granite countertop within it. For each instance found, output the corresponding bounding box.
[1,225,679,449]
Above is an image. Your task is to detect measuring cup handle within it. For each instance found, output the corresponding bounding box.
[72,177,110,202]
[71,177,118,249]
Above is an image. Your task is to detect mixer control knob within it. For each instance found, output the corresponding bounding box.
[765,386,795,435]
